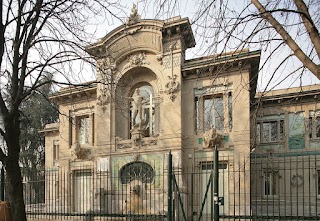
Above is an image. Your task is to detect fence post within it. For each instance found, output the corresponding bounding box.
[167,151,173,221]
[0,166,4,201]
[213,146,219,221]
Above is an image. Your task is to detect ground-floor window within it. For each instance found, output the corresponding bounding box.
[263,171,277,196]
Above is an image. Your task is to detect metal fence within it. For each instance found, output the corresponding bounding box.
[1,150,320,220]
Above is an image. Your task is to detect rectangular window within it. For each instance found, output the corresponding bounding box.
[194,88,233,133]
[195,91,229,133]
[228,92,233,130]
[263,171,277,196]
[77,116,90,145]
[309,111,320,139]
[53,140,59,161]
[204,95,224,131]
[256,115,284,143]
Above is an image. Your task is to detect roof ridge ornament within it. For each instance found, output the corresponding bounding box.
[126,4,140,25]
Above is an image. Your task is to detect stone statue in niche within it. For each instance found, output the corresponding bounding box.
[130,88,149,130]
[129,88,150,145]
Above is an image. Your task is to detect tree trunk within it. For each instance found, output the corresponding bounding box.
[5,161,27,221]
[3,113,27,221]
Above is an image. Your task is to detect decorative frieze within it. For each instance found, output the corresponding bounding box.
[116,137,132,149]
[123,52,150,70]
[116,136,158,149]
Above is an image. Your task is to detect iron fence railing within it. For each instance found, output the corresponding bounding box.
[0,150,320,220]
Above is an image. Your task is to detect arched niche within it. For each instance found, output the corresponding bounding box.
[114,67,159,139]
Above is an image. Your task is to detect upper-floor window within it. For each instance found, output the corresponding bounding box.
[77,115,90,145]
[309,110,320,139]
[256,115,284,143]
[194,88,232,133]
[204,95,224,131]
[130,84,155,137]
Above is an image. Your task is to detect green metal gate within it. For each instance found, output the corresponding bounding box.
[167,147,223,221]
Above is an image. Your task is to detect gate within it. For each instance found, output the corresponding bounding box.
[167,149,320,221]
[167,147,223,221]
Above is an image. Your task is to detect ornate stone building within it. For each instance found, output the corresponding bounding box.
[43,7,320,220]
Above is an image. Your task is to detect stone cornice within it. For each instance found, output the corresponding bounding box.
[254,88,320,105]
[182,50,261,72]
[49,83,97,104]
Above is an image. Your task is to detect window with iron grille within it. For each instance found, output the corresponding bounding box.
[120,162,154,184]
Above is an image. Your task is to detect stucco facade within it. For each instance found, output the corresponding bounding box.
[42,10,320,219]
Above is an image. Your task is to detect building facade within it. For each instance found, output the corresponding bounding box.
[42,9,320,220]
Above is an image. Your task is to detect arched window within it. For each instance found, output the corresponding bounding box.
[130,84,155,137]
[120,162,154,184]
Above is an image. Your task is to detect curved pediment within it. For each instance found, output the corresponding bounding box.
[86,20,164,62]
[86,16,195,63]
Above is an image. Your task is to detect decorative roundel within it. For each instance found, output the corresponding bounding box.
[290,174,303,187]
[120,162,154,184]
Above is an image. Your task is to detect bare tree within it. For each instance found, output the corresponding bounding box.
[0,0,122,220]
[186,0,320,90]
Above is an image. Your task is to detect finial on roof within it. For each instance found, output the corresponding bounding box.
[126,4,140,25]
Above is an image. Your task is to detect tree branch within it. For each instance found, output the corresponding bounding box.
[251,0,320,79]
[293,0,320,61]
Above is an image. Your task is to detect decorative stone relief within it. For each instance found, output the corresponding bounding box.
[126,4,140,25]
[132,135,142,147]
[97,56,117,112]
[116,138,133,149]
[203,127,223,148]
[141,137,158,146]
[97,86,110,112]
[123,52,150,70]
[291,174,303,187]
[72,144,91,160]
[156,54,163,64]
[162,56,181,69]
[133,153,140,161]
[165,74,180,101]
